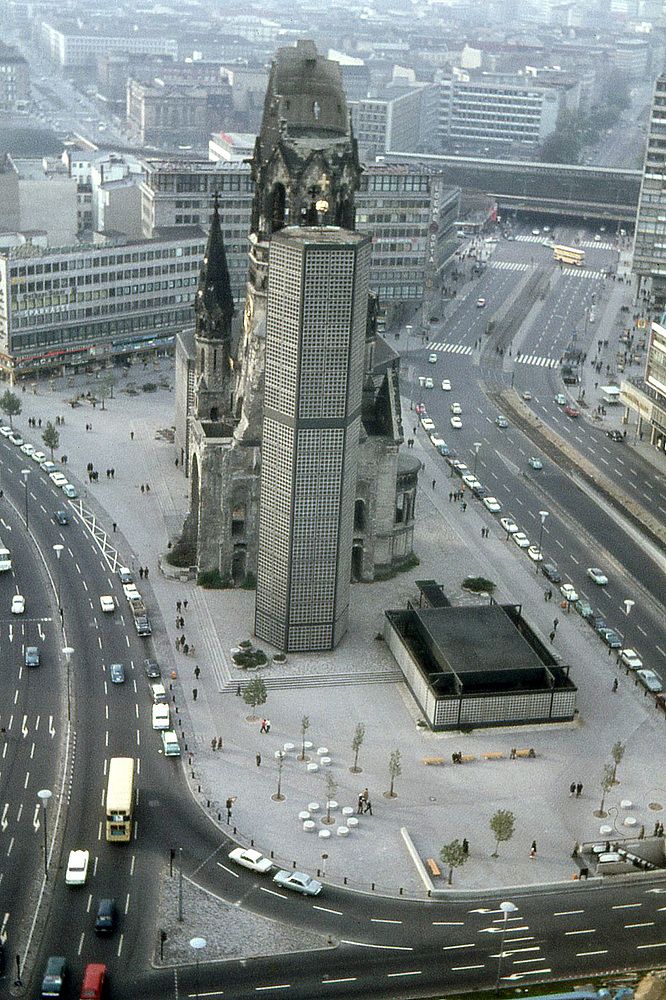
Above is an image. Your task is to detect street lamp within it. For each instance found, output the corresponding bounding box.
[623,599,635,617]
[37,789,52,878]
[472,442,482,478]
[62,646,74,722]
[495,900,518,993]
[21,468,30,530]
[189,936,206,1000]
[53,544,64,628]
[536,509,549,573]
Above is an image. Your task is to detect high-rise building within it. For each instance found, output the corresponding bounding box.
[632,75,666,309]
[255,227,371,651]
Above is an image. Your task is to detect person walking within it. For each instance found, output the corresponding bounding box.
[194,665,200,680]
[576,782,582,797]
[462,837,469,855]
[357,794,364,814]
[192,688,198,701]
[256,753,261,767]
[260,719,267,734]
[570,782,576,797]
[612,678,618,692]
[553,617,559,631]
[530,840,537,857]
[364,799,372,815]
[549,630,555,643]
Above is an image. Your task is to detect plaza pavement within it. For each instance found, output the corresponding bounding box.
[18,347,666,907]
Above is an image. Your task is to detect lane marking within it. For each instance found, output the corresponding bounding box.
[637,942,666,949]
[577,950,608,956]
[313,905,343,915]
[451,964,485,971]
[626,922,654,928]
[371,918,402,924]
[613,903,641,910]
[433,921,465,926]
[215,863,239,878]
[341,940,413,951]
[554,908,584,916]
[255,987,291,992]
[442,944,475,951]
[513,958,547,965]
[387,971,422,978]
[259,887,287,899]
[565,929,595,936]
[323,979,356,984]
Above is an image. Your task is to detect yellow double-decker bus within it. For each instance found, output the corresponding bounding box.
[553,244,585,267]
[105,757,135,842]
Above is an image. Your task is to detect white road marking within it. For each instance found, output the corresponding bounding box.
[577,949,608,956]
[341,940,413,951]
[371,918,402,924]
[387,971,422,978]
[637,942,666,949]
[313,905,343,915]
[323,979,356,984]
[259,887,287,899]
[442,944,475,951]
[613,903,641,910]
[433,921,465,926]
[565,929,595,935]
[451,964,485,971]
[255,986,291,992]
[216,863,239,878]
[626,922,654,928]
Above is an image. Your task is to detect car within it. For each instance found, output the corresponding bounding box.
[424,377,434,389]
[438,443,451,457]
[451,461,469,476]
[31,450,46,463]
[500,516,519,534]
[587,567,608,586]
[462,473,481,489]
[0,426,11,437]
[450,416,463,429]
[528,456,543,470]
[53,510,69,525]
[560,583,579,603]
[430,435,447,449]
[8,433,23,446]
[527,544,543,562]
[637,669,663,693]
[109,663,125,683]
[272,869,322,896]
[49,472,67,486]
[450,402,462,414]
[414,403,426,415]
[565,405,580,418]
[428,353,438,363]
[20,442,35,455]
[543,225,551,233]
[473,485,491,499]
[483,495,502,512]
[589,613,607,631]
[594,234,601,242]
[11,594,25,614]
[118,566,133,584]
[25,646,40,667]
[620,648,643,670]
[522,391,533,401]
[100,595,115,613]
[441,379,451,391]
[421,417,436,432]
[228,847,273,873]
[61,483,78,498]
[542,562,562,583]
[94,898,116,935]
[513,531,530,549]
[41,956,67,996]
[476,297,486,308]
[41,460,56,472]
[65,848,89,885]
[532,228,540,235]
[144,659,161,679]
[495,416,508,428]
[597,626,622,648]
[555,394,567,405]
[573,599,593,619]
[607,429,624,442]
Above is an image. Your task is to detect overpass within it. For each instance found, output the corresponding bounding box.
[381,152,641,227]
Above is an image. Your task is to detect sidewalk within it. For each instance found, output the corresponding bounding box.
[21,362,666,898]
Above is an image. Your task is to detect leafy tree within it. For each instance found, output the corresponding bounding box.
[598,762,616,816]
[350,722,365,773]
[299,715,310,761]
[325,771,337,823]
[611,740,626,784]
[0,389,21,428]
[539,130,581,164]
[42,421,60,458]
[388,749,402,798]
[490,809,515,857]
[439,839,468,884]
[242,677,267,716]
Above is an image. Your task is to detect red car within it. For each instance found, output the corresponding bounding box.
[565,405,580,418]
[415,403,426,414]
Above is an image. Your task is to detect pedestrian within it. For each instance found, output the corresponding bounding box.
[553,617,559,630]
[139,567,144,579]
[576,782,582,797]
[461,501,467,511]
[177,601,181,613]
[570,782,576,797]
[189,645,195,657]
[192,688,198,701]
[260,719,267,734]
[358,794,364,814]
[236,684,241,697]
[432,479,436,490]
[183,643,189,656]
[141,484,145,494]
[530,840,537,857]
[362,788,369,803]
[194,665,200,680]
[211,738,217,752]
[364,799,372,815]
[217,737,222,750]
[449,492,453,502]
[612,678,618,692]
[112,522,117,532]
[256,753,261,767]
[549,630,555,643]
[659,823,664,837]
[146,483,150,492]
[462,837,469,855]
[130,431,134,440]
[654,821,660,837]
[183,600,188,610]
[265,720,271,733]
[111,468,115,478]
[180,634,186,647]
[544,590,549,602]
[144,567,149,579]
[639,824,645,839]
[572,841,579,858]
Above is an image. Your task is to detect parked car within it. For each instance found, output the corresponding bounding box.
[522,391,533,401]
[527,544,543,562]
[438,443,451,457]
[462,474,481,490]
[229,847,273,873]
[500,516,518,534]
[598,626,622,649]
[65,848,89,885]
[8,433,23,446]
[513,531,530,549]
[476,297,486,308]
[555,394,567,405]
[0,426,11,437]
[20,443,35,455]
[441,379,451,391]
[424,377,434,389]
[144,659,161,679]
[450,416,463,429]
[620,648,643,671]
[528,456,542,470]
[450,402,462,415]
[588,613,607,631]
[483,496,502,512]
[421,417,436,432]
[637,669,663,693]
[607,429,624,442]
[273,869,322,896]
[573,600,594,621]
[25,646,40,667]
[62,483,78,499]
[560,583,579,603]
[587,567,608,586]
[565,405,580,418]
[414,403,426,415]
[542,563,561,583]
[31,450,46,463]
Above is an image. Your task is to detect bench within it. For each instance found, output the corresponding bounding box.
[483,752,505,760]
[426,858,441,877]
[423,758,446,765]
[459,754,475,763]
[510,748,537,759]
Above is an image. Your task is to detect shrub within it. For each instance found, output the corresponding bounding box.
[198,569,228,589]
[462,576,495,594]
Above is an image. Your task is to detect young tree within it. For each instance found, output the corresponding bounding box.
[324,771,338,824]
[611,740,626,784]
[299,715,310,761]
[0,389,21,428]
[274,752,285,801]
[597,762,616,817]
[489,809,516,857]
[387,748,402,798]
[439,839,469,885]
[242,678,267,718]
[350,722,365,773]
[42,421,60,459]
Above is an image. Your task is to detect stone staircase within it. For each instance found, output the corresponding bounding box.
[224,667,403,693]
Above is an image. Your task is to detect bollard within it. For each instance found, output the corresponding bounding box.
[270,850,274,858]
[207,800,210,808]
[198,785,201,792]
[293,860,297,869]
[250,838,254,847]
[371,883,375,891]
[218,813,221,821]
[400,887,403,895]
[344,877,347,884]
[233,827,237,835]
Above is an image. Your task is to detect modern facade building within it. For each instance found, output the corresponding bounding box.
[438,72,560,147]
[350,85,438,162]
[255,227,371,651]
[38,20,178,70]
[620,316,666,453]
[0,42,29,109]
[0,229,206,381]
[632,75,666,310]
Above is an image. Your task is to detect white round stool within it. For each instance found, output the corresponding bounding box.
[620,799,633,809]
[319,756,331,766]
[347,816,359,828]
[308,802,320,812]
[283,742,295,753]
[624,816,637,827]
[317,747,329,756]
[341,806,354,817]
[318,828,331,839]
[303,820,316,832]
[274,750,285,759]
[298,810,311,821]
[303,741,314,750]
[599,825,613,835]
[337,826,349,837]
[306,762,319,772]
[326,799,338,811]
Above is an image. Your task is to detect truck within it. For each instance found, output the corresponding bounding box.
[127,591,152,636]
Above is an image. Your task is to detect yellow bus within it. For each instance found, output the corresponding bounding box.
[553,244,585,266]
[105,757,135,842]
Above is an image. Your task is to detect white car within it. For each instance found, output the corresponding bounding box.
[495,416,508,428]
[49,472,68,486]
[100,595,115,613]
[9,433,23,446]
[483,496,502,513]
[637,669,663,694]
[40,460,56,472]
[11,594,25,614]
[527,544,543,562]
[500,516,519,534]
[450,402,462,415]
[428,353,438,363]
[462,474,481,490]
[62,483,78,499]
[228,847,273,873]
[441,379,451,391]
[424,377,434,389]
[31,450,46,463]
[0,426,12,437]
[430,435,447,449]
[513,532,530,549]
[65,848,89,886]
[619,648,643,671]
[20,443,35,455]
[421,417,436,432]
[587,567,608,586]
[450,416,463,429]
[272,869,322,896]
[560,583,579,603]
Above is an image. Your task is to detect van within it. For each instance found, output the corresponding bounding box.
[152,703,170,730]
[149,682,167,704]
[80,962,106,999]
[161,730,181,756]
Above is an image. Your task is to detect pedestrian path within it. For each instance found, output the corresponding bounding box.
[427,342,474,355]
[514,353,560,368]
[580,240,617,251]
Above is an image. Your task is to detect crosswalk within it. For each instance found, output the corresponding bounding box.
[561,266,606,279]
[580,240,616,251]
[489,260,531,272]
[427,342,474,355]
[515,353,559,368]
[514,234,546,243]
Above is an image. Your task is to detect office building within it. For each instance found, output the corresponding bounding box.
[0,42,29,110]
[438,72,560,147]
[38,20,177,70]
[633,76,666,309]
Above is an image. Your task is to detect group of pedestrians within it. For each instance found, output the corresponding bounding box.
[448,491,465,502]
[569,781,584,798]
[138,565,150,579]
[357,788,372,815]
[174,598,193,656]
